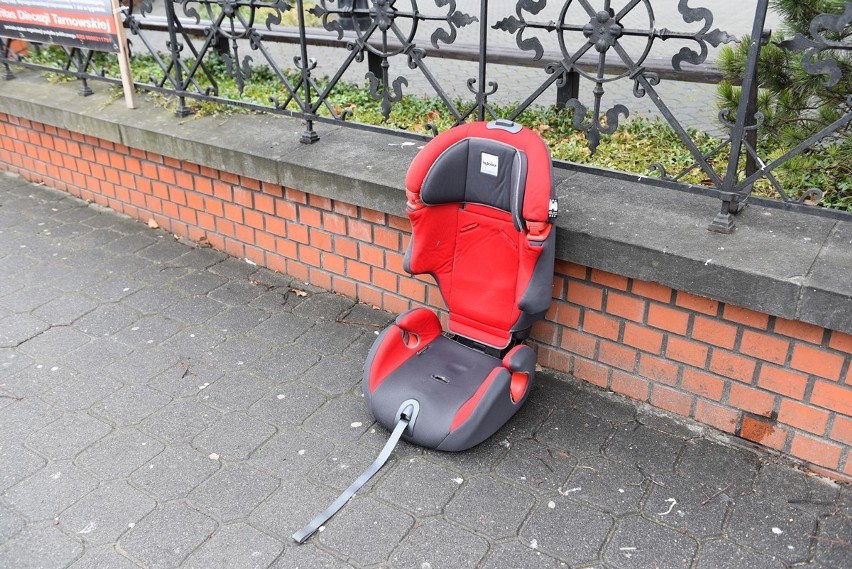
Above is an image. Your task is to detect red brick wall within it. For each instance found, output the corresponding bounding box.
[2,113,850,481]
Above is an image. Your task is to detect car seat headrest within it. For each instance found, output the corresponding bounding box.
[420,138,528,231]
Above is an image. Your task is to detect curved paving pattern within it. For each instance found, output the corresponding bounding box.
[0,172,849,568]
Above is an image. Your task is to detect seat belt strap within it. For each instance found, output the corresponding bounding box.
[292,414,410,543]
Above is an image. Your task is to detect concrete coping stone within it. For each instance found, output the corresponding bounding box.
[1,72,850,334]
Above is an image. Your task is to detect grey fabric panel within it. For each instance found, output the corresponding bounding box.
[366,335,502,450]
[464,139,518,212]
[421,140,469,206]
[518,230,557,316]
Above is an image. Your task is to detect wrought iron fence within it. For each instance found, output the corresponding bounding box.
[1,0,850,232]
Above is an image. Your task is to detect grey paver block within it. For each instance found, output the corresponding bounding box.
[339,303,394,329]
[120,502,217,569]
[522,497,613,564]
[160,326,226,357]
[695,539,785,569]
[183,522,284,569]
[446,476,535,539]
[676,438,759,495]
[753,462,839,515]
[0,524,84,569]
[59,480,156,545]
[536,408,615,457]
[318,496,413,566]
[30,294,98,326]
[209,280,265,306]
[42,373,123,412]
[377,457,462,514]
[105,349,182,384]
[67,544,140,569]
[603,514,698,569]
[303,395,374,443]
[0,444,45,493]
[136,238,191,263]
[565,455,648,515]
[171,272,229,297]
[0,502,25,542]
[248,382,328,427]
[25,412,112,460]
[250,429,333,480]
[91,385,172,426]
[569,384,637,424]
[250,479,338,540]
[206,306,270,334]
[268,544,351,569]
[189,463,279,522]
[130,444,220,501]
[643,472,729,537]
[250,313,316,343]
[192,412,276,460]
[102,232,159,254]
[140,399,219,444]
[0,398,61,447]
[390,517,489,568]
[250,344,321,383]
[0,348,32,376]
[208,257,259,279]
[727,492,817,564]
[18,326,90,357]
[199,372,274,413]
[165,296,227,326]
[3,460,98,521]
[297,321,364,355]
[201,334,271,372]
[292,293,355,321]
[604,424,684,474]
[0,286,61,314]
[814,507,852,568]
[481,542,568,569]
[86,277,145,302]
[122,287,184,315]
[0,314,49,348]
[73,303,139,337]
[309,442,391,493]
[170,247,228,270]
[2,365,80,398]
[76,428,164,480]
[300,355,362,395]
[496,437,577,494]
[62,338,133,372]
[115,315,184,348]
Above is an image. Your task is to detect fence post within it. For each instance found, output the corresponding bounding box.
[296,0,319,143]
[709,0,770,233]
[163,0,191,117]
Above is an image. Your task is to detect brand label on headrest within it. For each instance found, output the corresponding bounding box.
[480,152,499,177]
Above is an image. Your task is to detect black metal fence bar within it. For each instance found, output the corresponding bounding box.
[0,0,849,232]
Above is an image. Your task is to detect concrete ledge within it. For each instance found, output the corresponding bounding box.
[2,72,851,334]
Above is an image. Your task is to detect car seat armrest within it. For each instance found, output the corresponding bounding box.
[502,344,536,373]
[395,307,443,346]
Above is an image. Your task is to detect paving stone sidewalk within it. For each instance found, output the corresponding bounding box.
[0,172,849,569]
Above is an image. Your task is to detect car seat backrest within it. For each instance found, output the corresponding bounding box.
[403,121,556,349]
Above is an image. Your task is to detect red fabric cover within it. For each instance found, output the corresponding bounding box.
[407,202,543,347]
[405,122,552,223]
[449,367,502,432]
[368,308,442,393]
[510,372,529,403]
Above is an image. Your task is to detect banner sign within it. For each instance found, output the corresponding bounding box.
[0,0,119,53]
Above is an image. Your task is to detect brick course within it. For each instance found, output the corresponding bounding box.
[1,113,850,481]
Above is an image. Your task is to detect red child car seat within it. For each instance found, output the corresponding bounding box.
[294,120,557,543]
[364,119,557,451]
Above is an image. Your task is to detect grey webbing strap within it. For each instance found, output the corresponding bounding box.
[292,416,410,544]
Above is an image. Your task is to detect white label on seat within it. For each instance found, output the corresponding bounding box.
[480,152,499,176]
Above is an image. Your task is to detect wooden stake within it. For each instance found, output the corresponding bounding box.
[111,0,136,109]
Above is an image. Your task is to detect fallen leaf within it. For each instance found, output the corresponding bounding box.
[290,288,308,297]
[147,218,159,229]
